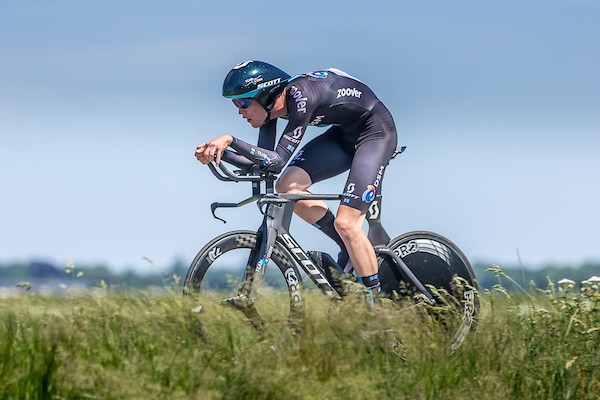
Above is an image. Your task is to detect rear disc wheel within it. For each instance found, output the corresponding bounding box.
[377,231,479,350]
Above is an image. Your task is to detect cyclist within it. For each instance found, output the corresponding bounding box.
[195,60,398,304]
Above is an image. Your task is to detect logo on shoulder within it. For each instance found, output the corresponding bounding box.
[289,85,308,113]
[308,71,328,79]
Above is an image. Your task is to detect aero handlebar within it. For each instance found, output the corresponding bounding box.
[206,149,277,183]
[206,146,407,183]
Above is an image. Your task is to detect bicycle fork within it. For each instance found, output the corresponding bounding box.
[224,197,341,331]
[218,237,265,332]
[222,198,292,331]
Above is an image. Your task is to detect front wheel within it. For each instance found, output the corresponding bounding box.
[183,230,305,336]
[377,231,479,350]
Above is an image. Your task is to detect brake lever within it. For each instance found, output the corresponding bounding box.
[211,202,227,224]
[210,195,265,224]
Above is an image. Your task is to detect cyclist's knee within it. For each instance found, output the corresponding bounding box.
[334,213,362,240]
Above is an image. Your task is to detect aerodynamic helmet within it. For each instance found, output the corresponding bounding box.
[222,60,291,109]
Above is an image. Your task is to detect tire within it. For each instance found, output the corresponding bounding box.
[377,231,479,350]
[183,230,305,334]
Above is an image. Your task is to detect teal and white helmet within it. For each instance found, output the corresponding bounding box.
[222,60,291,109]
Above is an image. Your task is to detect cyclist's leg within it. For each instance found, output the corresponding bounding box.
[276,126,353,265]
[336,205,376,274]
[276,126,352,223]
[276,166,326,223]
[335,103,398,303]
[335,144,391,300]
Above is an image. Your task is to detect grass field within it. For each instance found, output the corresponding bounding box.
[0,275,598,399]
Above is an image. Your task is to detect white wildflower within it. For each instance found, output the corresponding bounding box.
[582,276,600,293]
[582,277,598,285]
[558,278,575,285]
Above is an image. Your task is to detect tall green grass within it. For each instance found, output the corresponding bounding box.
[0,275,598,399]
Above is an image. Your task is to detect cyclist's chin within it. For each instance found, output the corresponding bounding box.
[248,118,265,128]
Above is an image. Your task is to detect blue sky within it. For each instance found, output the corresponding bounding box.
[1,1,599,273]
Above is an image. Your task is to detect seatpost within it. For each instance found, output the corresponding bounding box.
[249,173,275,196]
[367,194,391,246]
[265,179,275,194]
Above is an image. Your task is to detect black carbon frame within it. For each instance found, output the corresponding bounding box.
[206,146,435,304]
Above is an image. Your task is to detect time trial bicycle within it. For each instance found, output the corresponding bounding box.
[183,147,479,350]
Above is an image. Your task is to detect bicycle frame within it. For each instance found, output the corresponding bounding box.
[207,153,436,306]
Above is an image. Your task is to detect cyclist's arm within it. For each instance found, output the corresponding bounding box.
[257,118,277,150]
[230,82,315,173]
[220,149,255,169]
[227,138,278,172]
[230,118,313,173]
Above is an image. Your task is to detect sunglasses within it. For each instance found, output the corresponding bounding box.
[232,98,253,109]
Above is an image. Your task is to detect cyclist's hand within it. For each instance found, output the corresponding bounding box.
[194,143,213,164]
[195,135,233,165]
